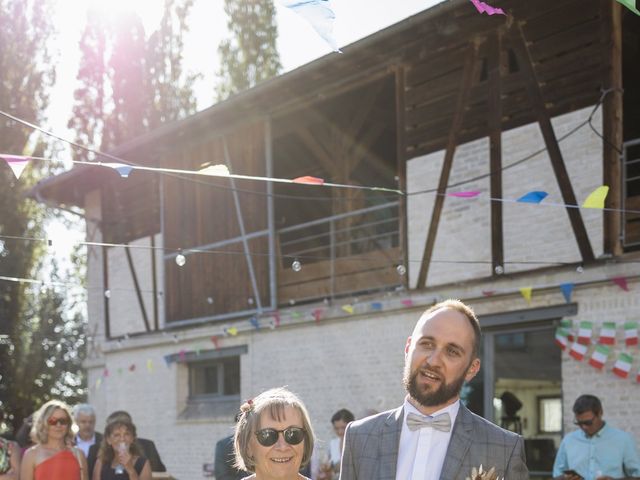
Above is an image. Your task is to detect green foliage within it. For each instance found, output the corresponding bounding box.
[216,0,281,100]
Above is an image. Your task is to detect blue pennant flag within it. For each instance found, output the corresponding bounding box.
[560,282,574,303]
[517,191,548,204]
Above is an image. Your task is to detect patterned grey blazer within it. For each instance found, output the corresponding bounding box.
[339,403,528,480]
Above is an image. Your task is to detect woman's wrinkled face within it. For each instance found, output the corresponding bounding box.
[250,406,305,480]
[106,425,134,451]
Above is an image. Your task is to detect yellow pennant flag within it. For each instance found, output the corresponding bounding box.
[227,327,238,336]
[582,186,609,209]
[96,378,102,389]
[146,360,153,372]
[342,304,354,314]
[520,287,533,304]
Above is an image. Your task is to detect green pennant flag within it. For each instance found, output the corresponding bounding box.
[617,0,640,15]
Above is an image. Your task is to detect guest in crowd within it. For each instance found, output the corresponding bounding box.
[0,409,21,480]
[19,400,88,480]
[214,412,247,480]
[87,410,165,476]
[15,415,34,455]
[317,409,354,480]
[73,404,102,458]
[92,418,151,480]
[234,387,315,480]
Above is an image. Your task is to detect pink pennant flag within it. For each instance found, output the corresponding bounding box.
[447,191,481,198]
[1,154,31,179]
[178,349,187,361]
[312,308,324,323]
[293,176,325,185]
[103,368,110,377]
[210,335,220,348]
[272,311,281,328]
[611,276,629,292]
[469,0,505,15]
[128,364,136,372]
[482,290,496,297]
[401,299,413,307]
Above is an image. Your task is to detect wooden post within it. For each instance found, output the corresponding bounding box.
[417,40,480,288]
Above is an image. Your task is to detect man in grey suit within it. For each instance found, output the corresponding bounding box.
[340,299,528,480]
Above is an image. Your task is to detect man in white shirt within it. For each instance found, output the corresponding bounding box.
[339,299,528,480]
[72,403,102,458]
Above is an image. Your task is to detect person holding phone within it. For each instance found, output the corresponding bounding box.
[92,419,151,480]
[553,394,640,480]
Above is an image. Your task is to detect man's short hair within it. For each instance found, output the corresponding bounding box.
[72,403,96,419]
[572,394,602,415]
[331,408,355,424]
[422,299,482,358]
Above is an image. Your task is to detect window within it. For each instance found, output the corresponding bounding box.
[189,356,240,399]
[538,396,562,433]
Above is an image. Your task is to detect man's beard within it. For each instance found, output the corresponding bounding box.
[403,363,468,407]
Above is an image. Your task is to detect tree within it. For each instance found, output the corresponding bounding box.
[216,0,281,100]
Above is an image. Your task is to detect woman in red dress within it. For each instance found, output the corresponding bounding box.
[19,400,89,480]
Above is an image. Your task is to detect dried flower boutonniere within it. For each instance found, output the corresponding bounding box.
[465,464,503,480]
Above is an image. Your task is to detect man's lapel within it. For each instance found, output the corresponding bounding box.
[379,407,404,480]
[440,403,474,480]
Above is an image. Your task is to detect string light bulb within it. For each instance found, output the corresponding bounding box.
[175,253,186,266]
[291,259,302,272]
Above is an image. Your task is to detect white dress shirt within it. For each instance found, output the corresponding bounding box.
[396,397,460,480]
[75,434,96,457]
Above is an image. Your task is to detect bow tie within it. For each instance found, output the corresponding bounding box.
[406,412,452,432]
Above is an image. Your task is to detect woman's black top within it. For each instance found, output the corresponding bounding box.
[100,456,146,479]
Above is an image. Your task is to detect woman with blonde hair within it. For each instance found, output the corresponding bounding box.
[92,418,151,480]
[234,387,315,480]
[19,400,88,480]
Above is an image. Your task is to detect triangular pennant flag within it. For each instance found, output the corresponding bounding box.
[569,342,588,361]
[96,378,102,389]
[1,154,31,179]
[517,191,548,204]
[554,328,570,350]
[178,349,187,361]
[210,335,220,348]
[616,0,640,16]
[582,185,609,209]
[560,283,574,303]
[272,311,281,328]
[612,352,634,378]
[624,321,639,346]
[560,319,575,342]
[249,316,260,330]
[163,355,172,367]
[146,360,153,372]
[519,287,532,304]
[129,363,136,372]
[482,290,496,297]
[371,302,383,311]
[198,163,230,176]
[469,0,505,15]
[598,322,617,345]
[226,327,238,336]
[446,191,481,198]
[588,345,610,370]
[102,162,134,178]
[312,308,323,323]
[292,175,325,185]
[342,304,354,314]
[117,367,123,375]
[611,276,629,292]
[283,0,341,52]
[577,321,594,345]
[291,311,302,319]
[637,370,640,384]
[401,299,413,307]
[103,368,110,377]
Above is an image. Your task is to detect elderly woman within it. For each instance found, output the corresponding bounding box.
[92,419,151,480]
[234,387,315,480]
[19,400,89,480]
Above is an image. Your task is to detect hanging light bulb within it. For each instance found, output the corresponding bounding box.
[291,259,302,272]
[396,264,407,276]
[104,289,111,298]
[175,254,186,266]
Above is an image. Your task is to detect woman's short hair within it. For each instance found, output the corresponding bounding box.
[234,387,315,472]
[98,419,141,465]
[31,400,75,445]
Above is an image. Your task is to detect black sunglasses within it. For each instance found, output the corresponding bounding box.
[255,427,306,447]
[573,416,597,427]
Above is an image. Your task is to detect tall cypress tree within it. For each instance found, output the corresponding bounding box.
[216,0,281,100]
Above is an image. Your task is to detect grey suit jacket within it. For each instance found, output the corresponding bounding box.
[339,403,528,480]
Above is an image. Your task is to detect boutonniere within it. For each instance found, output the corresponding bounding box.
[466,464,503,480]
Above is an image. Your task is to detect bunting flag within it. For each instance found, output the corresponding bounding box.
[519,287,532,304]
[198,163,230,176]
[482,290,496,297]
[469,0,505,15]
[146,360,153,372]
[101,162,134,178]
[163,355,172,367]
[272,311,281,328]
[598,322,617,345]
[371,302,383,311]
[560,319,575,342]
[282,0,341,52]
[292,175,325,185]
[210,335,220,348]
[312,308,323,323]
[178,349,186,361]
[96,378,102,389]
[611,276,629,292]
[612,352,633,378]
[128,364,136,372]
[249,316,260,330]
[1,154,30,178]
[103,368,110,377]
[447,191,481,198]
[577,321,594,345]
[616,0,640,16]
[588,345,610,370]
[517,191,548,204]
[554,328,570,350]
[560,283,574,303]
[401,299,413,307]
[341,304,354,314]
[625,321,639,346]
[569,342,588,361]
[226,327,238,336]
[582,185,609,209]
[637,370,640,384]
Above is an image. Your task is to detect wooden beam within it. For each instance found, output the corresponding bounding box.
[395,65,409,288]
[416,40,480,288]
[125,244,152,333]
[102,244,110,339]
[488,30,505,274]
[150,234,159,331]
[510,23,595,263]
[601,0,623,255]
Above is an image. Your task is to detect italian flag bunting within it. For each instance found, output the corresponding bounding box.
[588,345,610,370]
[612,352,634,379]
[560,319,575,342]
[569,342,588,361]
[555,328,570,350]
[616,0,640,16]
[625,321,639,346]
[598,322,617,345]
[577,321,593,345]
